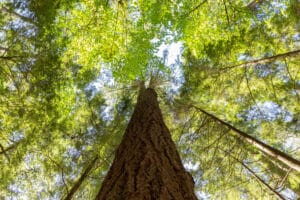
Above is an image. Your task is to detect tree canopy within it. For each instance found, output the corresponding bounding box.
[0,0,299,199]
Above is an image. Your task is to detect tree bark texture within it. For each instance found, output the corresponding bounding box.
[96,88,197,200]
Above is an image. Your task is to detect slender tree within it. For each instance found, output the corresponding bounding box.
[64,157,99,200]
[191,105,300,172]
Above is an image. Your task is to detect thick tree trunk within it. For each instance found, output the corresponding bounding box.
[96,88,197,200]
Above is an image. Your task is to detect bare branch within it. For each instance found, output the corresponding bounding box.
[222,0,230,25]
[0,140,23,159]
[186,0,208,16]
[276,168,292,190]
[0,56,23,61]
[45,154,70,193]
[222,49,300,70]
[1,6,37,25]
[199,129,228,152]
[285,59,300,101]
[0,143,10,161]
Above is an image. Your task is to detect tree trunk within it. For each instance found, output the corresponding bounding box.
[96,88,197,200]
[193,106,300,172]
[220,148,286,200]
[64,156,98,200]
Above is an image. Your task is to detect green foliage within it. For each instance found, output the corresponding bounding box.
[0,0,299,199]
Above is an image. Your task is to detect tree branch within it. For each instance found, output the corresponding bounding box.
[45,154,70,193]
[199,129,229,152]
[1,6,37,25]
[222,0,230,25]
[222,49,300,70]
[0,143,10,161]
[186,0,208,16]
[276,168,292,190]
[0,140,23,159]
[0,56,23,61]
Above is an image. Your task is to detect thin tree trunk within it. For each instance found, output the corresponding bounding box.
[222,49,300,70]
[221,149,286,200]
[192,106,300,172]
[64,156,98,200]
[96,87,197,200]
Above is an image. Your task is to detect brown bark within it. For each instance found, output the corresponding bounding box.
[192,106,300,172]
[96,88,197,200]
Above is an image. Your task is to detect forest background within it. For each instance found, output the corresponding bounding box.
[0,0,300,199]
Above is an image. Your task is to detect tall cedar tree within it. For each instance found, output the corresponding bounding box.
[96,87,197,200]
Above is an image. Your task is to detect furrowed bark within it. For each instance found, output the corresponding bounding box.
[64,156,98,200]
[192,106,300,172]
[96,88,197,200]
